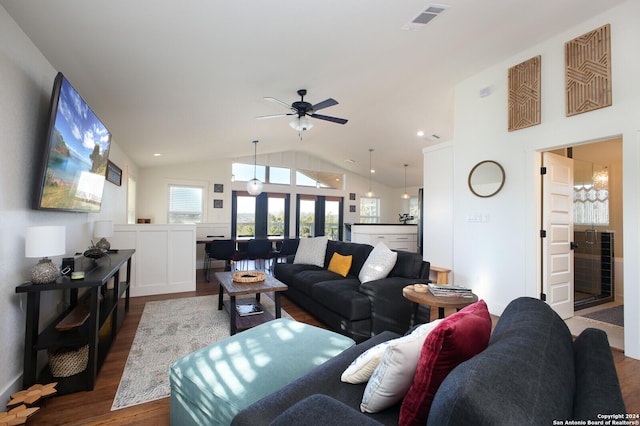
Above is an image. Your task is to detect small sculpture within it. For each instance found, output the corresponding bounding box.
[398,213,414,224]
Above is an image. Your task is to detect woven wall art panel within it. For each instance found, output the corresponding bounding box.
[508,55,541,132]
[565,24,612,116]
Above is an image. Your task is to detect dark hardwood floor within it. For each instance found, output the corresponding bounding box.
[23,270,640,425]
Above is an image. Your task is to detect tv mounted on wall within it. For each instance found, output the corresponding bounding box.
[34,72,112,213]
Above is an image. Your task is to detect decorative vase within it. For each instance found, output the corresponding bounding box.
[32,258,59,284]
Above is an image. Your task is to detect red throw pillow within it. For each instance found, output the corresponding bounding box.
[399,299,491,426]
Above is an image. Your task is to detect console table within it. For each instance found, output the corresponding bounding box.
[15,249,134,394]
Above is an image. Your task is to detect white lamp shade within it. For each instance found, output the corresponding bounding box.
[247,178,263,196]
[25,226,66,258]
[94,220,113,238]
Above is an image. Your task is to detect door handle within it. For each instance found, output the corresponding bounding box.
[570,242,578,250]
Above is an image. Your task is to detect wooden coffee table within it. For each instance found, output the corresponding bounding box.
[214,271,288,335]
[403,284,478,323]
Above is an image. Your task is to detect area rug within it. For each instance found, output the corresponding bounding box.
[579,305,624,327]
[111,294,290,410]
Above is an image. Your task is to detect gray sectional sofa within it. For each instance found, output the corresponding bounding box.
[273,240,431,342]
[232,297,626,425]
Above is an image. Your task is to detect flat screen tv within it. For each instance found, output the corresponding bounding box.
[34,72,112,212]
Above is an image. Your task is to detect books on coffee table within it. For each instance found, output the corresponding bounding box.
[236,303,264,316]
[428,283,474,298]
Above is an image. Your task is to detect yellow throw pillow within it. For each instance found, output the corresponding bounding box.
[328,253,353,277]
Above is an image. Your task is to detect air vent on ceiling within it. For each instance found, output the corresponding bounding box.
[402,4,450,31]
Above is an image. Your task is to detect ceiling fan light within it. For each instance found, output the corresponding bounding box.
[247,178,263,195]
[289,116,313,132]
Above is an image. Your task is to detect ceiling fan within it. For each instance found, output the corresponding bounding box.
[256,89,348,131]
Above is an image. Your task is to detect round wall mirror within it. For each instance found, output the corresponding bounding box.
[468,160,505,198]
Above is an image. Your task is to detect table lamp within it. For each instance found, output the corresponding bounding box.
[25,225,66,284]
[94,220,113,251]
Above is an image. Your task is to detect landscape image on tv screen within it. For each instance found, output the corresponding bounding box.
[36,73,111,212]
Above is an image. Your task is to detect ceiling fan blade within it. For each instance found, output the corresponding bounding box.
[264,97,295,111]
[311,98,338,112]
[310,113,348,125]
[256,113,294,120]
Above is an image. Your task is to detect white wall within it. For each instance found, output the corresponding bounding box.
[424,0,640,359]
[136,150,411,230]
[0,5,134,401]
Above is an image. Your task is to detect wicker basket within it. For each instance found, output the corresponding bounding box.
[47,345,89,378]
[232,271,265,283]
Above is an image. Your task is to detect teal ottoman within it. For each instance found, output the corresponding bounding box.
[169,318,355,425]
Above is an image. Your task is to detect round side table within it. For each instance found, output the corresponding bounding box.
[403,284,478,322]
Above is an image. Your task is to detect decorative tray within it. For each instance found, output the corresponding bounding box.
[232,271,265,283]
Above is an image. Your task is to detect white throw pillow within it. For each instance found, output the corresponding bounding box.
[360,319,443,413]
[341,341,390,384]
[358,242,398,284]
[293,236,328,268]
[341,320,442,385]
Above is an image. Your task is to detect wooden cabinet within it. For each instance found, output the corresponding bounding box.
[15,250,134,395]
[351,224,418,252]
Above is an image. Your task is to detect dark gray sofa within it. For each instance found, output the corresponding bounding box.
[232,297,626,425]
[274,240,431,342]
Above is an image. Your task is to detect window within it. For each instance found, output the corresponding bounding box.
[268,167,291,185]
[232,191,290,239]
[298,197,316,238]
[574,185,609,225]
[235,194,256,237]
[296,195,343,240]
[268,196,286,236]
[232,163,266,183]
[168,185,203,223]
[232,163,291,185]
[296,169,344,189]
[324,199,340,240]
[360,197,380,223]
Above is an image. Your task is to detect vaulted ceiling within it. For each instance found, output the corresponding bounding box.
[1,0,626,188]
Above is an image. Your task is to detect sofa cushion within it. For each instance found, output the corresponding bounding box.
[399,300,491,426]
[274,262,322,289]
[312,279,371,321]
[271,394,384,426]
[389,251,424,279]
[326,240,373,276]
[293,269,348,297]
[294,236,329,267]
[360,319,443,413]
[359,242,398,284]
[328,253,353,277]
[573,328,626,419]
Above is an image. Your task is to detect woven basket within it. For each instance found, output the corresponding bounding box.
[47,345,89,378]
[233,271,265,283]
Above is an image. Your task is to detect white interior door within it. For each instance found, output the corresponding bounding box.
[541,152,574,319]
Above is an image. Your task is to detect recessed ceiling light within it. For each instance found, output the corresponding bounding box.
[417,130,425,137]
[153,153,162,157]
[345,159,356,164]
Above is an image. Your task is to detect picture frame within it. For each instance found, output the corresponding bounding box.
[213,199,223,208]
[214,183,224,193]
[106,160,122,186]
[349,205,356,213]
[349,192,356,201]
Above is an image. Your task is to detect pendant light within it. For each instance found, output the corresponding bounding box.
[246,140,263,196]
[366,148,374,197]
[402,164,410,199]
